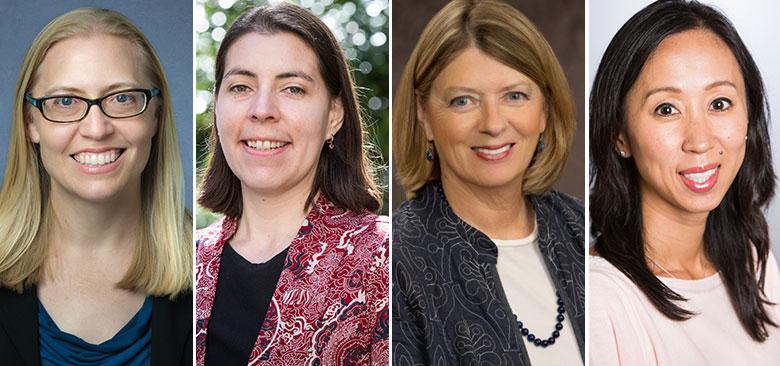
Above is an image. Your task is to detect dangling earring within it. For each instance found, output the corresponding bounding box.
[536,137,545,153]
[327,136,335,150]
[425,141,434,161]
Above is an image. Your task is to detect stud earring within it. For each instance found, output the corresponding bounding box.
[425,141,434,161]
[618,150,627,158]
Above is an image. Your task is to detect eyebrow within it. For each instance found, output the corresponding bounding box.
[41,82,141,97]
[642,80,738,103]
[277,71,314,83]
[223,68,256,79]
[443,86,480,95]
[499,81,534,93]
[223,68,314,83]
[443,81,533,95]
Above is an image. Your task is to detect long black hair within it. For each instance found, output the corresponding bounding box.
[590,0,776,341]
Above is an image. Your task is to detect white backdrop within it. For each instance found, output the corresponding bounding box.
[588,0,780,261]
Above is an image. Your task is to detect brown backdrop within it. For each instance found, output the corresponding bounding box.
[391,0,585,209]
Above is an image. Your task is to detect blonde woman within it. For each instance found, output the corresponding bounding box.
[392,0,584,364]
[0,8,191,365]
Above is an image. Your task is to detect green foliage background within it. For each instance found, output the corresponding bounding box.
[195,0,389,228]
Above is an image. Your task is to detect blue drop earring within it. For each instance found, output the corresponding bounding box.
[425,141,434,161]
[537,138,545,153]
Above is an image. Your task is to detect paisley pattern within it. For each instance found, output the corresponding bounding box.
[196,195,390,365]
[392,182,585,365]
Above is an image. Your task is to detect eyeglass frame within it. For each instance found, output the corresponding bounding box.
[25,88,161,123]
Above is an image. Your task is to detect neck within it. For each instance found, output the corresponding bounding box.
[641,190,713,279]
[48,183,142,253]
[44,182,142,281]
[234,180,313,250]
[440,174,534,240]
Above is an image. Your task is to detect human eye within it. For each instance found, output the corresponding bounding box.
[110,92,137,104]
[448,96,472,108]
[52,96,76,108]
[653,103,679,117]
[505,91,529,102]
[228,84,251,94]
[709,97,732,112]
[283,86,306,96]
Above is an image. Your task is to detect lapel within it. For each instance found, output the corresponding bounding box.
[197,195,331,362]
[195,216,235,331]
[0,286,41,366]
[248,197,334,360]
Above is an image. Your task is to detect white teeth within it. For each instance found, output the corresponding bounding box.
[246,140,287,151]
[474,144,511,155]
[73,150,121,166]
[683,168,717,184]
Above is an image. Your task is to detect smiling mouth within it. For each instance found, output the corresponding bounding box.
[71,149,123,167]
[244,140,289,151]
[473,144,513,154]
[472,143,514,160]
[679,164,720,192]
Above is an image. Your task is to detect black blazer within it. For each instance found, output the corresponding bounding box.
[0,286,192,365]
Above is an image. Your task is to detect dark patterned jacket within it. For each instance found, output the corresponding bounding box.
[392,182,584,365]
[196,195,390,365]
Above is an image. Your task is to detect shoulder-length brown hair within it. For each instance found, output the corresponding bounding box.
[199,3,381,217]
[393,0,576,198]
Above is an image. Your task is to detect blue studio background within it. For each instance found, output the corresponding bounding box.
[0,0,193,211]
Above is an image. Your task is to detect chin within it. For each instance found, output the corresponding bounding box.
[677,197,725,215]
[467,174,522,190]
[79,184,131,203]
[239,176,288,195]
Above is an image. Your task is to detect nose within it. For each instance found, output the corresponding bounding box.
[479,99,507,136]
[78,104,114,140]
[681,110,715,154]
[247,89,280,122]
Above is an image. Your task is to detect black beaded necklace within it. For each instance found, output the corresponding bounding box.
[434,183,567,348]
[516,292,566,348]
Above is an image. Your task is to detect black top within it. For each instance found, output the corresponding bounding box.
[205,243,288,366]
[392,182,585,365]
[0,286,192,366]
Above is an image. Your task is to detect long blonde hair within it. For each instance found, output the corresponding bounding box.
[0,8,191,297]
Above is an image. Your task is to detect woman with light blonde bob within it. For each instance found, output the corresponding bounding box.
[0,8,191,365]
[392,0,584,364]
[394,1,574,197]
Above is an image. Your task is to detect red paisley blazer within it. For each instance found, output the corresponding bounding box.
[195,195,389,365]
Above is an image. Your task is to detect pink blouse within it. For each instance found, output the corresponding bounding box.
[195,195,389,365]
[590,254,780,365]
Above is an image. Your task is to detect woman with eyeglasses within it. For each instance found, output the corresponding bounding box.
[0,8,191,365]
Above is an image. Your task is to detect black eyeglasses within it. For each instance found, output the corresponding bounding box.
[25,88,160,123]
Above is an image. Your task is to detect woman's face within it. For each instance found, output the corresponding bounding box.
[215,32,343,197]
[419,47,546,192]
[27,34,158,204]
[620,29,748,216]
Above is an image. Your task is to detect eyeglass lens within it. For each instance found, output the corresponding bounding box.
[42,91,148,122]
